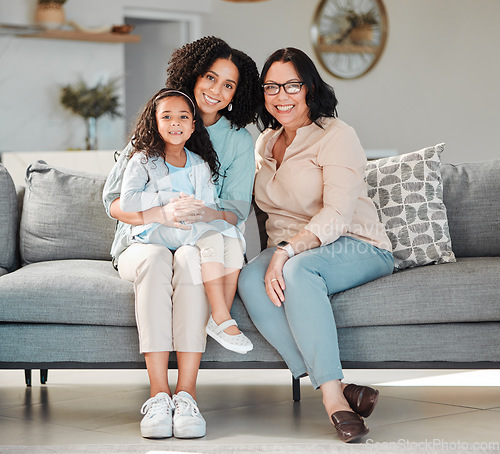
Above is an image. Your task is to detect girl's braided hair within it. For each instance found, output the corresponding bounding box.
[166,36,260,129]
[131,88,220,183]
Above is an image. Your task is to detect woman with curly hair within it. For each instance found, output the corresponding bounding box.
[121,88,252,351]
[103,37,259,439]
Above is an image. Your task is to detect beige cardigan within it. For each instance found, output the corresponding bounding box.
[254,117,392,252]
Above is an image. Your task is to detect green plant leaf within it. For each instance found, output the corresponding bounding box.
[60,78,122,119]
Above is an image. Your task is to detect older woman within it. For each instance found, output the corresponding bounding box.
[238,48,394,443]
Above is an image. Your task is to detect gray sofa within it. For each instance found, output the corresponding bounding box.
[0,156,499,396]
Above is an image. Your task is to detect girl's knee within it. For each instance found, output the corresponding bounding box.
[195,232,224,264]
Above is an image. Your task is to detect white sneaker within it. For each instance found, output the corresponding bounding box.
[205,316,253,354]
[172,391,206,439]
[140,392,173,438]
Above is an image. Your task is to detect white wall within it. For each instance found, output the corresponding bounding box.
[124,19,185,134]
[0,0,126,152]
[203,0,500,164]
[0,0,210,152]
[1,0,499,164]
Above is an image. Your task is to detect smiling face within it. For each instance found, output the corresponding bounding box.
[155,95,195,150]
[194,58,239,126]
[263,61,311,132]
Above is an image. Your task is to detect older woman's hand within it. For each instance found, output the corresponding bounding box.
[265,249,290,307]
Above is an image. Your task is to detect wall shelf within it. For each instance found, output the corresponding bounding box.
[18,29,141,43]
[317,44,377,54]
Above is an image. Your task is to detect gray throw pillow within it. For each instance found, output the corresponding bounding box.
[365,144,456,270]
[20,160,116,264]
[441,160,500,257]
[0,164,18,271]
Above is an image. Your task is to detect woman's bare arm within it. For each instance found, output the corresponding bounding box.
[109,197,190,229]
[110,198,144,225]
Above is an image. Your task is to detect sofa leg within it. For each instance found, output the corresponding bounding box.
[40,369,48,384]
[24,369,32,387]
[292,376,301,402]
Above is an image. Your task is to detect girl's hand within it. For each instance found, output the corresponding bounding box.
[264,249,290,307]
[172,192,216,224]
[154,203,191,230]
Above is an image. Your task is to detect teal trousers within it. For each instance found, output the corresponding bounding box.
[238,237,394,389]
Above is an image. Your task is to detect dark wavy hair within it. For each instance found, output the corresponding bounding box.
[256,47,339,132]
[131,88,220,183]
[166,36,260,129]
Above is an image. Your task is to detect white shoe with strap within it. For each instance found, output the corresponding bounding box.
[172,391,206,439]
[140,392,173,438]
[205,315,253,354]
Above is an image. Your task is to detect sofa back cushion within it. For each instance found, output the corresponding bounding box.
[20,160,116,264]
[441,159,500,257]
[0,164,18,272]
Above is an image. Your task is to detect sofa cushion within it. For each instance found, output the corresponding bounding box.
[0,260,135,326]
[441,160,500,257]
[331,257,500,328]
[20,161,116,264]
[337,322,500,363]
[0,320,284,365]
[365,144,456,270]
[0,164,18,272]
[0,258,262,334]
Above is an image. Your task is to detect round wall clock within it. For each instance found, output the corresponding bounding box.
[311,0,388,79]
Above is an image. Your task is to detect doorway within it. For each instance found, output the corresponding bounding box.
[124,9,201,134]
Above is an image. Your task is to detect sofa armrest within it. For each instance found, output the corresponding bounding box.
[0,164,18,272]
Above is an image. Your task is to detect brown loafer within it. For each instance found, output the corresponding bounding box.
[331,410,369,443]
[343,383,379,418]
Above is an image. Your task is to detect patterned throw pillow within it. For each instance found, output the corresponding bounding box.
[365,143,456,270]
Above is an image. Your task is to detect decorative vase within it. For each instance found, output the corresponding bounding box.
[85,117,97,150]
[349,25,373,45]
[35,2,65,30]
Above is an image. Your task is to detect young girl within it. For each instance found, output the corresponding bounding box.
[120,88,253,355]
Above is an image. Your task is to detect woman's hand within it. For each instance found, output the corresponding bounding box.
[110,197,190,230]
[169,193,207,224]
[264,249,290,307]
[263,230,321,307]
[172,193,238,225]
[149,203,191,230]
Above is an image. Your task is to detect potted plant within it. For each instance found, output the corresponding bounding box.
[60,78,121,150]
[335,8,379,45]
[35,0,67,30]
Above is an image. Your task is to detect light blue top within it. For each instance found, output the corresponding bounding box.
[164,153,195,196]
[120,148,244,250]
[103,116,255,260]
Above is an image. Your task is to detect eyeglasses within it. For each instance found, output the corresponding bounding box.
[262,82,305,96]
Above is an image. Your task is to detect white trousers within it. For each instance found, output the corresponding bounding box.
[118,243,210,353]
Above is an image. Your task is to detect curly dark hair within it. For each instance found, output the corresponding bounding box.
[131,88,220,183]
[256,47,339,132]
[166,36,260,129]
